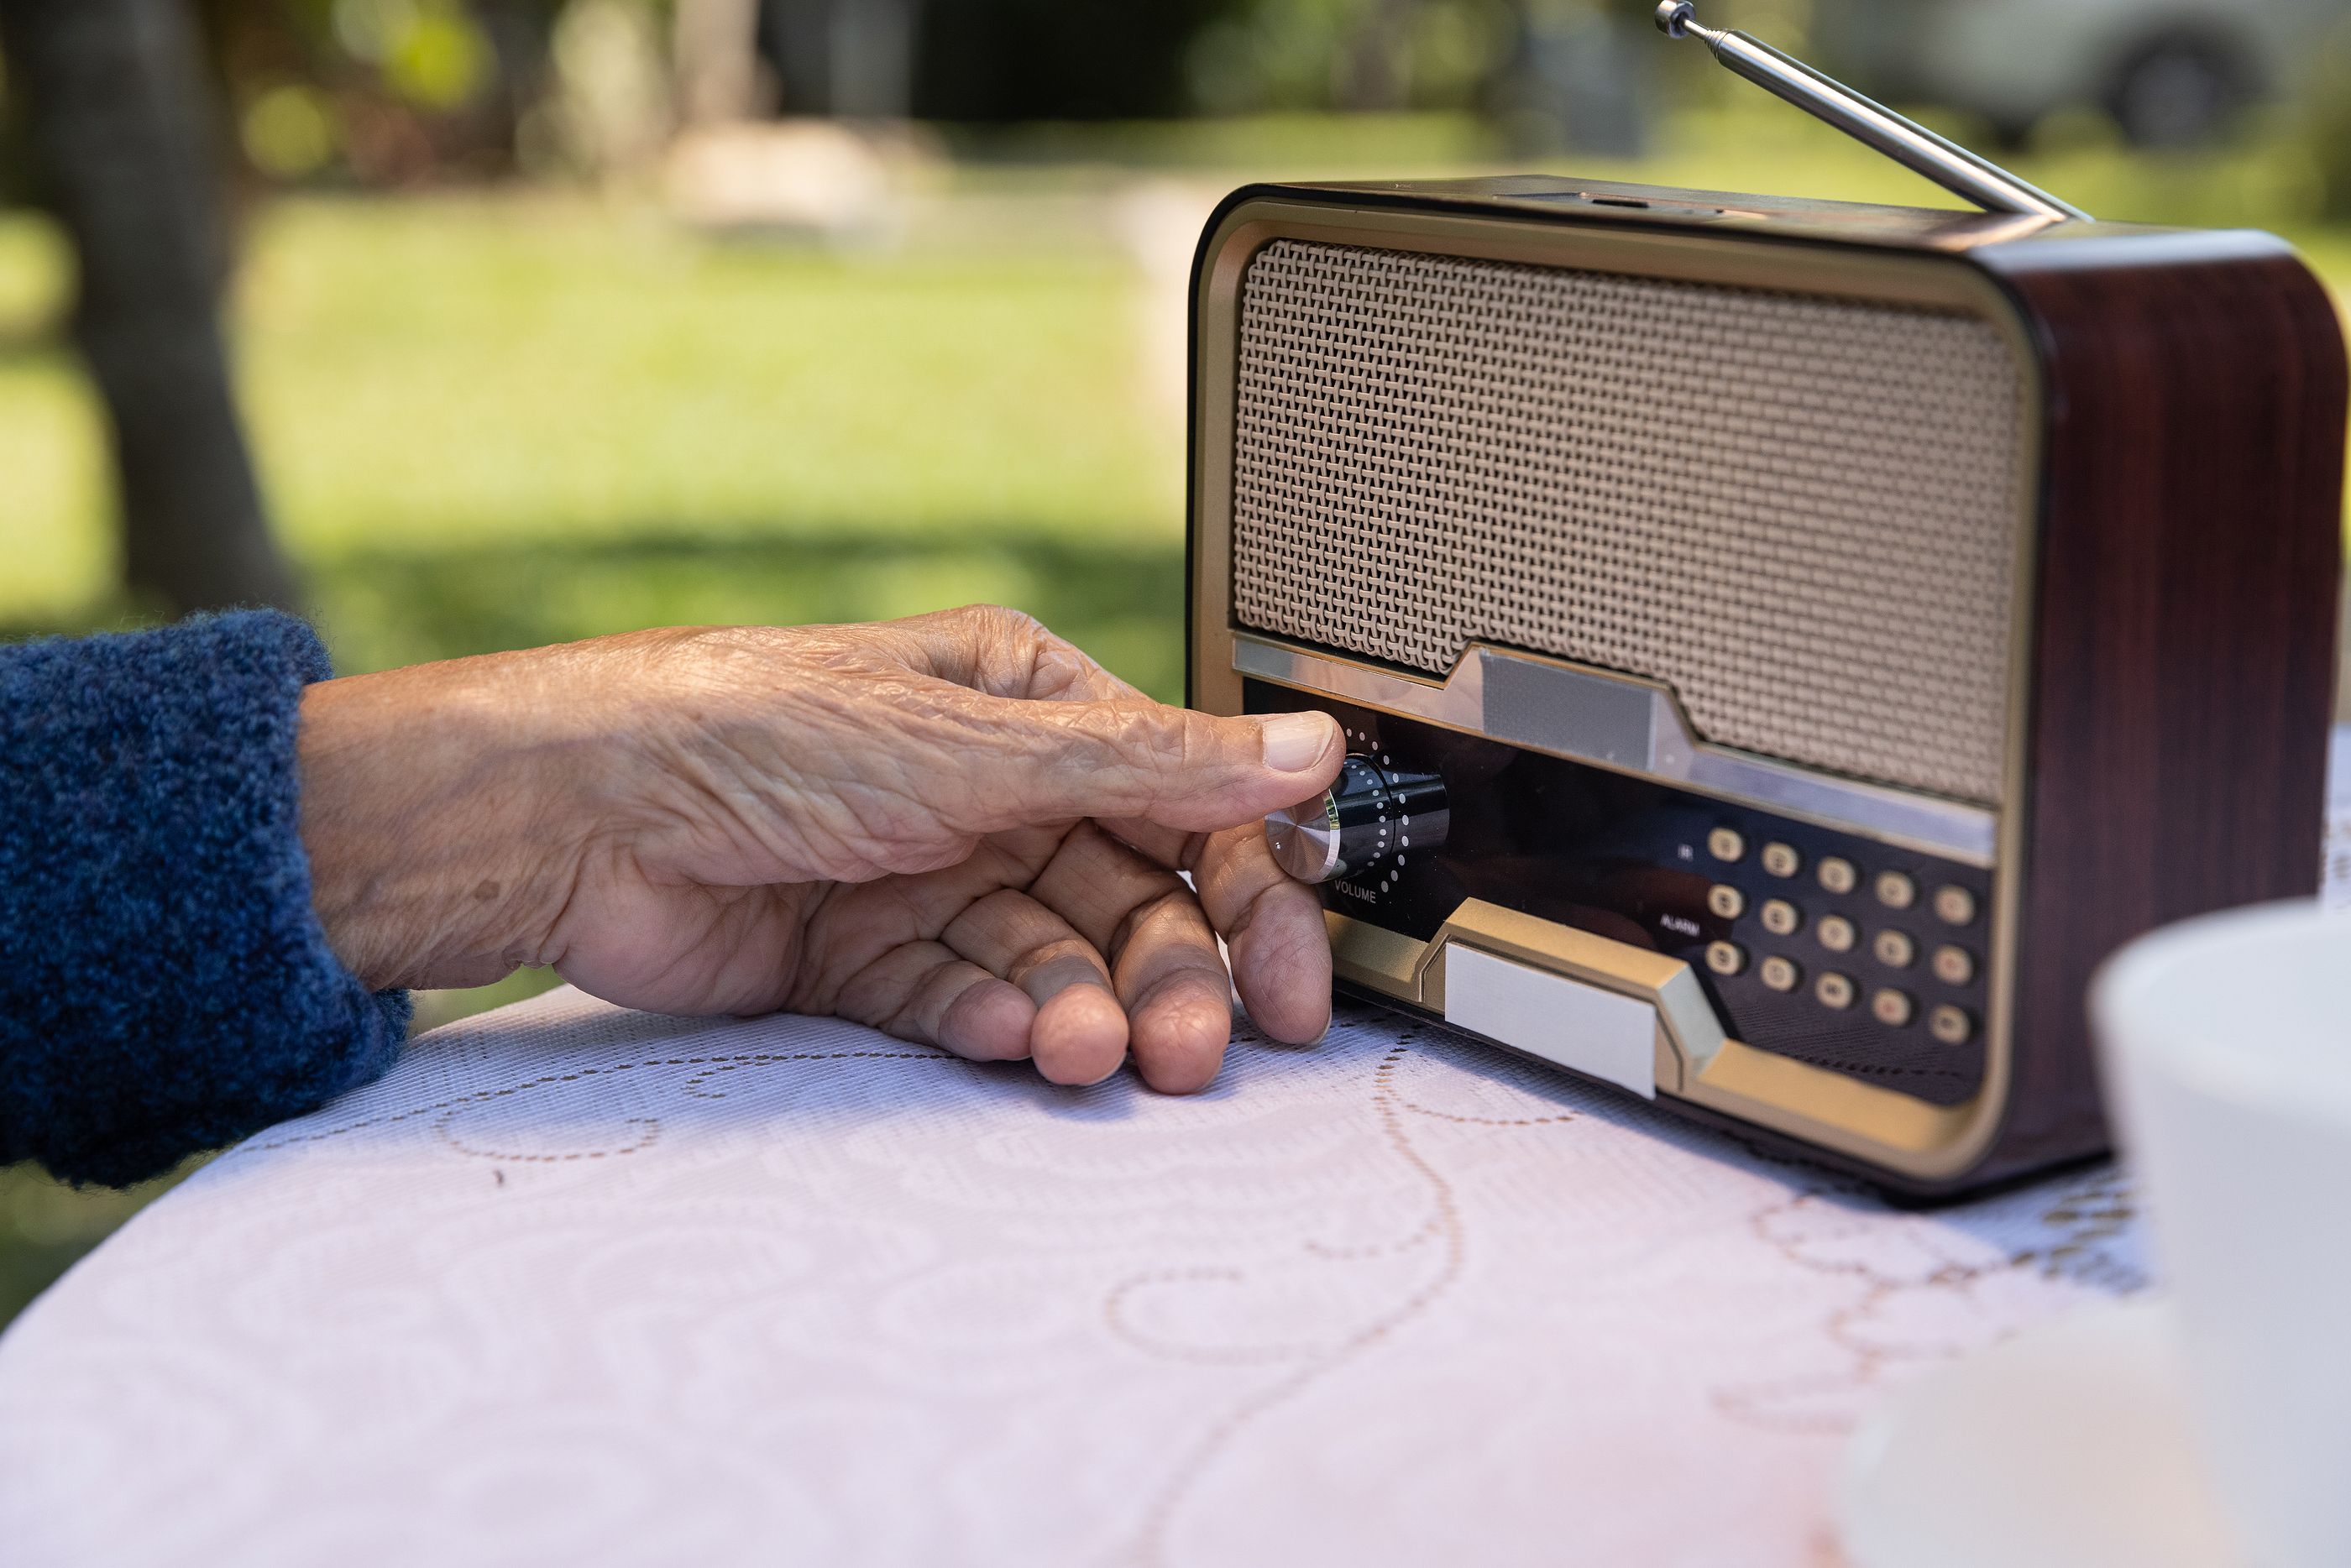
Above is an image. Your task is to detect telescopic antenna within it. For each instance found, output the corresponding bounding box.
[1652,2,2090,222]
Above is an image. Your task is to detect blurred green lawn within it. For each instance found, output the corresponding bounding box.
[1,193,1190,687]
[6,105,2350,1327]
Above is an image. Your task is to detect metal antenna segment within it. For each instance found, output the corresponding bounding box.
[1652,2,2090,222]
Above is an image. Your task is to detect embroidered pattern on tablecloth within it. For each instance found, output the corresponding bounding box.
[0,740,2339,1568]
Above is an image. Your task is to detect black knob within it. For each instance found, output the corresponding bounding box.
[1265,755,1449,885]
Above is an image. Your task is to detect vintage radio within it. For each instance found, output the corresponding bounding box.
[1189,4,2346,1195]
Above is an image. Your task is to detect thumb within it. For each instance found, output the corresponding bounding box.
[967,698,1344,834]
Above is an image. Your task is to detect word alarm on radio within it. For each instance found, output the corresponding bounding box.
[1190,3,2346,1196]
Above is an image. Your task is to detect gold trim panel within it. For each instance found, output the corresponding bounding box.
[1326,906,1992,1179]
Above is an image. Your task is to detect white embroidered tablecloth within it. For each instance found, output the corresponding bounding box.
[0,731,2342,1568]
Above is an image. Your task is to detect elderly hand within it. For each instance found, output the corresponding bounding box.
[296,607,1344,1091]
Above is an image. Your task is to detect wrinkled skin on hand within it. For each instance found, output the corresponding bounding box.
[297,607,1346,1092]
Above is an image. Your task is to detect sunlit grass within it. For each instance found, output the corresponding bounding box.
[239,195,1176,558]
[0,1161,198,1328]
[3,186,1187,687]
[0,217,109,618]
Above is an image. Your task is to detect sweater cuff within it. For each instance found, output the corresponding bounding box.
[0,610,411,1185]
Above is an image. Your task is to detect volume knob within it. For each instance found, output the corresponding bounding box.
[1265,755,1448,886]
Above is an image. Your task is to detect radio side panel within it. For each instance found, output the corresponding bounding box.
[1980,239,2347,1185]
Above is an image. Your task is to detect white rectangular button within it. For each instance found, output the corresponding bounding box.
[1442,944,1658,1100]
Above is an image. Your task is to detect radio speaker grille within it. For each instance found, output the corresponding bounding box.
[1228,240,2027,805]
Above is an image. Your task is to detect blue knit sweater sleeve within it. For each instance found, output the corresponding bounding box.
[0,610,411,1186]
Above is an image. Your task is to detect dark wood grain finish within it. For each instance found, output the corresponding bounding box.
[1975,244,2347,1185]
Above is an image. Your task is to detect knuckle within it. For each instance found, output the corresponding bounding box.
[1111,886,1203,959]
[1176,708,1234,776]
[944,602,1038,645]
[1099,703,1191,781]
[987,604,1046,640]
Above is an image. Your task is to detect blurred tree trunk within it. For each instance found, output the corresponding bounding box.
[675,0,763,124]
[828,0,920,118]
[1338,0,1416,112]
[0,0,299,616]
[1494,0,1652,158]
[760,0,921,118]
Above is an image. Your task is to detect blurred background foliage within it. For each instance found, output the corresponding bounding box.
[8,0,2351,1322]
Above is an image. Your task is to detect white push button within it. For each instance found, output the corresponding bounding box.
[1443,944,1658,1100]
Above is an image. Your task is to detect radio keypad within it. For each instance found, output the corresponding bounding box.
[1686,828,1984,1052]
[1636,807,1992,1075]
[1694,829,1986,1054]
[1667,808,1991,1085]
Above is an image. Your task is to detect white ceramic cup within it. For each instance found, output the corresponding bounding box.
[2092,902,2351,1568]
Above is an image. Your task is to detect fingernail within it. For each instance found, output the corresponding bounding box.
[1257,712,1337,773]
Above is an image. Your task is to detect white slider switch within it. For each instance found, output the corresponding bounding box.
[1442,944,1660,1100]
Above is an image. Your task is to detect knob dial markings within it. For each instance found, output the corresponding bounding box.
[1265,753,1449,886]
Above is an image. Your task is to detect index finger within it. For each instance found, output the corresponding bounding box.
[1191,823,1333,1046]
